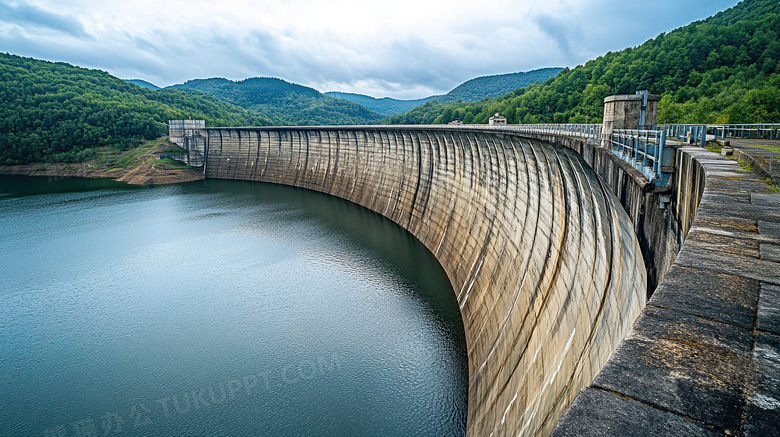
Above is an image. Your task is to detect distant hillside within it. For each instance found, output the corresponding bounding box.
[325,68,562,115]
[439,68,564,103]
[125,79,161,90]
[168,77,384,125]
[325,92,438,115]
[388,0,780,125]
[0,53,272,165]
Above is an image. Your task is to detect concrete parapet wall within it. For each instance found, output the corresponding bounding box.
[202,127,647,436]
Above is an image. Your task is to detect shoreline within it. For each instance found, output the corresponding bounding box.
[0,162,205,185]
[0,139,206,185]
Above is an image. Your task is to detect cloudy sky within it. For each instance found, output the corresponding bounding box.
[1,0,741,99]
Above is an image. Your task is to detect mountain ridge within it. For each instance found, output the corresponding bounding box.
[125,79,161,90]
[325,68,563,115]
[324,92,439,116]
[167,77,384,125]
[438,67,564,103]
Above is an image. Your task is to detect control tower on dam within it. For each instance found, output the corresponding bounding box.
[200,126,648,436]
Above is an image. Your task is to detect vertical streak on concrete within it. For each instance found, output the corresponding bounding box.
[203,128,646,437]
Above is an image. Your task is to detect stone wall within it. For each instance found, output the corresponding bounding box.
[202,127,647,436]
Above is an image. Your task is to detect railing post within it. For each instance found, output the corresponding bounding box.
[700,125,707,148]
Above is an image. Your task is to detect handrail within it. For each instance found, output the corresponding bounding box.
[609,129,672,188]
[182,120,674,187]
[710,123,780,140]
[659,124,707,147]
[496,123,603,143]
[658,123,780,143]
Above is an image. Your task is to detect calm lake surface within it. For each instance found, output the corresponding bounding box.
[0,175,467,436]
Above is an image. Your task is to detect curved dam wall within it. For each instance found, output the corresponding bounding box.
[521,132,703,294]
[201,127,647,436]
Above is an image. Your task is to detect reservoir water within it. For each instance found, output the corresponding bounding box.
[0,175,468,436]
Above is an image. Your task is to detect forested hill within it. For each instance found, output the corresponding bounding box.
[387,0,780,125]
[0,53,272,165]
[325,68,562,115]
[125,79,161,90]
[168,78,384,125]
[324,92,439,116]
[439,68,564,102]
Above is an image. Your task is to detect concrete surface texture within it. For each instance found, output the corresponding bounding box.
[202,127,648,436]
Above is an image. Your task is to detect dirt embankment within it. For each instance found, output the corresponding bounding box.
[0,140,205,185]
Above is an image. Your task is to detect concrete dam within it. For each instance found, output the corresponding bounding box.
[197,126,648,436]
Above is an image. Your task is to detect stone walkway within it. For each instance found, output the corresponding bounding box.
[552,144,780,436]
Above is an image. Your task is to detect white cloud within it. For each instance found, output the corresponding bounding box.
[0,0,742,99]
[0,0,87,37]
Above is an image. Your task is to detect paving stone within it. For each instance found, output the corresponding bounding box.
[694,200,774,223]
[753,193,780,208]
[691,217,758,235]
[683,228,760,258]
[674,244,780,285]
[762,244,780,262]
[759,221,780,240]
[593,307,752,431]
[745,332,780,437]
[751,206,780,223]
[758,283,780,335]
[551,388,723,437]
[650,264,760,329]
[705,178,771,192]
[751,194,780,223]
[689,225,774,245]
[699,191,753,204]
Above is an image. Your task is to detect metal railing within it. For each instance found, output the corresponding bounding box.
[330,122,605,143]
[660,124,707,147]
[659,123,780,143]
[609,129,673,187]
[498,123,672,187]
[381,122,604,143]
[710,124,780,140]
[499,123,603,143]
